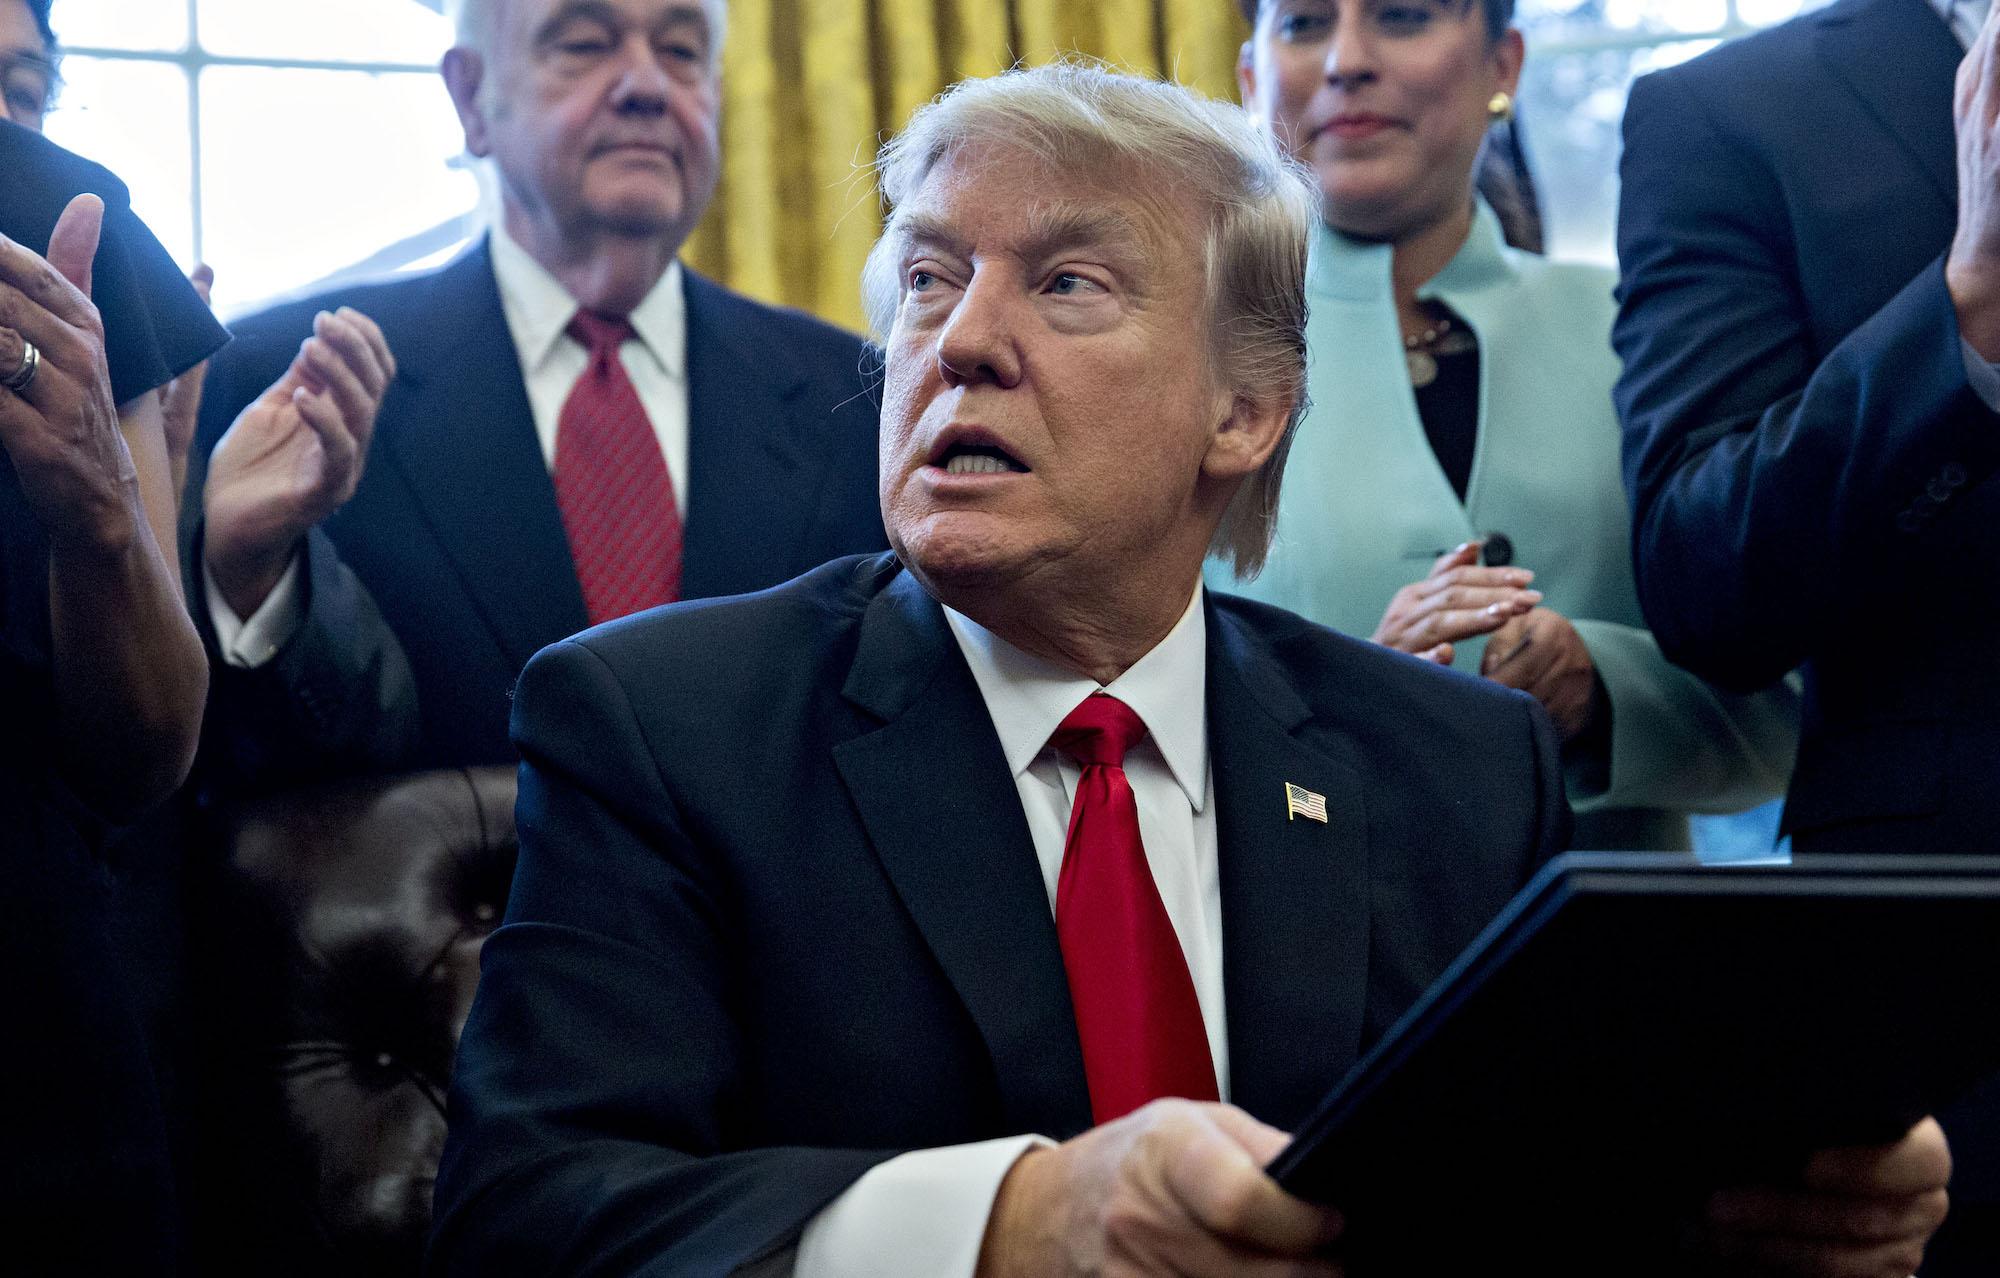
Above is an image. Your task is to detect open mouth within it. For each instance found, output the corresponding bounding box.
[936,443,1028,475]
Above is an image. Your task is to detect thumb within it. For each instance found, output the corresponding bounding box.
[47,193,104,298]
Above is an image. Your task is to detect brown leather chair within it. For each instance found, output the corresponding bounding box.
[199,767,515,1274]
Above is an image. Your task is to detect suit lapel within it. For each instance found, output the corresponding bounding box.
[374,240,588,666]
[831,570,1094,1136]
[1208,603,1373,1131]
[1813,0,1960,205]
[679,271,824,599]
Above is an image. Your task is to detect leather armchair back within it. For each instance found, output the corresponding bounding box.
[210,767,516,1272]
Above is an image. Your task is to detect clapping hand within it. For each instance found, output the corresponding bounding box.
[0,193,138,556]
[1371,540,1541,666]
[203,305,395,618]
[1480,606,1604,743]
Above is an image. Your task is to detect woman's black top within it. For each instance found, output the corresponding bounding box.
[1412,338,1481,503]
[0,119,225,1273]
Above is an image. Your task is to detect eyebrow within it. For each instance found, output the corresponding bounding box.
[892,202,1148,265]
[535,0,712,42]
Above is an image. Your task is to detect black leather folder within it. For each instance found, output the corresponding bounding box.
[1268,852,2000,1272]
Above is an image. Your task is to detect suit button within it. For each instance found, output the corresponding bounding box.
[1941,461,1969,488]
[1896,510,1923,534]
[1928,475,1955,502]
[1480,532,1514,567]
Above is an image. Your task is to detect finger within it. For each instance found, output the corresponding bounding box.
[1412,600,1534,649]
[315,309,392,400]
[45,194,103,299]
[1162,1111,1344,1255]
[1412,565,1536,599]
[1409,584,1543,616]
[336,306,396,385]
[1804,1119,1953,1198]
[292,386,360,499]
[1425,540,1481,579]
[300,334,377,437]
[188,263,214,306]
[1418,642,1453,666]
[1709,1185,1949,1247]
[1707,1223,1930,1278]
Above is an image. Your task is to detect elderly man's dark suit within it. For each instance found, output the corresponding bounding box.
[185,239,887,786]
[427,552,1569,1275]
[1613,0,2000,1264]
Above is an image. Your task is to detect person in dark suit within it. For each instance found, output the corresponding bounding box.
[432,62,1952,1278]
[1613,0,2000,1266]
[183,0,886,785]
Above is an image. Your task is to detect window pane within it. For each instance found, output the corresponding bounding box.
[1517,40,1716,266]
[1520,0,1729,42]
[47,0,190,54]
[200,67,475,313]
[41,56,196,271]
[198,0,450,65]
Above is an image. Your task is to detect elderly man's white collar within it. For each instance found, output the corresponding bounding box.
[488,224,687,382]
[943,584,1208,811]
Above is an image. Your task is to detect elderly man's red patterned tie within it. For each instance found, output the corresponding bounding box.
[553,311,682,624]
[1050,692,1219,1125]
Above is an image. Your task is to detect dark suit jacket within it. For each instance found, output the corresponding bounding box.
[427,553,1569,1276]
[186,241,888,786]
[1613,0,2000,1243]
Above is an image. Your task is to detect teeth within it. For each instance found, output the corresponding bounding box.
[945,453,1012,475]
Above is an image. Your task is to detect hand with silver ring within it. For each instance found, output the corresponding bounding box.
[0,194,144,556]
[1,334,38,393]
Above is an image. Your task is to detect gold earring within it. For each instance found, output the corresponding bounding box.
[1487,91,1513,122]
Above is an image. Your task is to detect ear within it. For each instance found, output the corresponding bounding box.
[1201,388,1292,485]
[1236,40,1258,113]
[1493,27,1524,97]
[441,48,492,158]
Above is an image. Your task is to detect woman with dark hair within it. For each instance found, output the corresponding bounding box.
[1224,0,1797,851]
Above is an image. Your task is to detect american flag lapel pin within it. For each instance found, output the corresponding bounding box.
[1284,782,1328,824]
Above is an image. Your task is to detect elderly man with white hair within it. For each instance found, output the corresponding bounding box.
[182,0,885,787]
[431,63,1950,1278]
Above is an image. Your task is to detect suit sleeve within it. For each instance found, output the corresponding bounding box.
[1612,69,2000,693]
[181,337,421,794]
[427,638,897,1278]
[1570,618,1797,815]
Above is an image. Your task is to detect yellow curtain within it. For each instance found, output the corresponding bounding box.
[682,0,1250,335]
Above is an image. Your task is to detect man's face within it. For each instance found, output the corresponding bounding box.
[878,143,1255,602]
[0,1,55,133]
[462,0,721,251]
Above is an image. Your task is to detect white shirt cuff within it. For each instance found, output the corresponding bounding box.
[1961,335,2000,413]
[205,551,306,669]
[785,1135,1051,1278]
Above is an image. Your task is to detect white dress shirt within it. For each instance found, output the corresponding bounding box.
[207,226,693,666]
[784,586,1227,1278]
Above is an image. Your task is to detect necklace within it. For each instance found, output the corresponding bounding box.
[1404,315,1452,389]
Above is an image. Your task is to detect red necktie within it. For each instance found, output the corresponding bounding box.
[1051,693,1220,1125]
[553,311,683,624]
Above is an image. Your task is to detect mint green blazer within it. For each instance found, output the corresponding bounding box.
[1215,204,1797,849]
